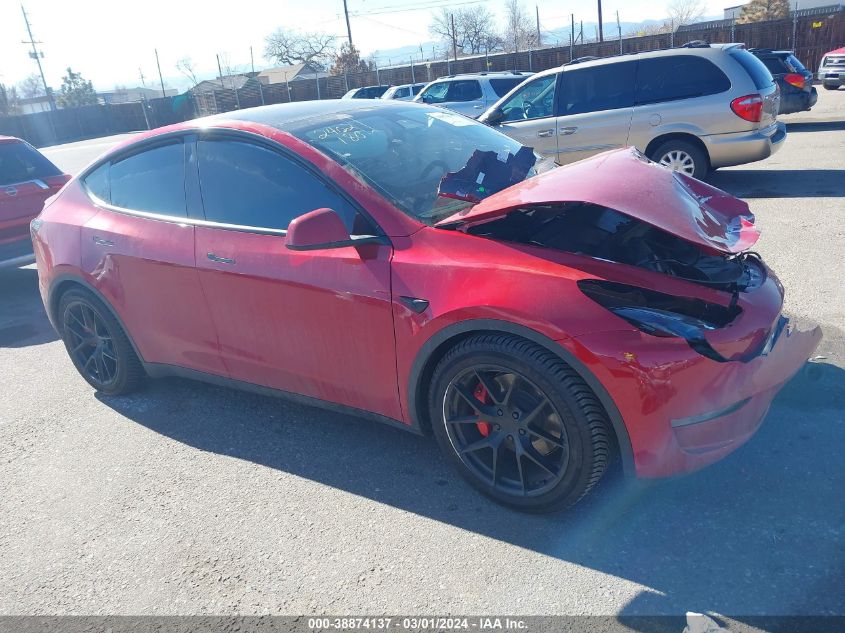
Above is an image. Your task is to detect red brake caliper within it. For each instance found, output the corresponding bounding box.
[474,382,491,437]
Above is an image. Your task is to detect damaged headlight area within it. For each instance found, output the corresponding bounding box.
[578,280,738,362]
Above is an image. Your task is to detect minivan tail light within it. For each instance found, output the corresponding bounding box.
[783,73,805,88]
[730,94,763,122]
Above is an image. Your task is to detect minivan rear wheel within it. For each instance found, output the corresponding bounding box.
[650,140,709,180]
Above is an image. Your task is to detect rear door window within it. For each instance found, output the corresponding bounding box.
[0,141,61,186]
[635,55,731,104]
[560,61,636,115]
[109,141,187,216]
[446,80,482,101]
[729,49,774,90]
[490,77,527,97]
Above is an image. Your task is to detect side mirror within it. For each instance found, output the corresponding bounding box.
[285,207,387,251]
[481,107,505,125]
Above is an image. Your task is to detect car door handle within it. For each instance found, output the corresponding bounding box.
[92,236,115,246]
[207,252,235,265]
[473,104,484,109]
[560,127,578,135]
[537,129,555,138]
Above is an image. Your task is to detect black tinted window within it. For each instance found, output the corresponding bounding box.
[197,139,360,231]
[729,49,774,90]
[447,80,482,101]
[110,142,186,216]
[787,54,806,72]
[0,141,61,186]
[635,56,731,104]
[759,56,789,74]
[560,61,636,115]
[490,77,526,97]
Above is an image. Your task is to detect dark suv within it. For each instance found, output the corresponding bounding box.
[750,49,817,114]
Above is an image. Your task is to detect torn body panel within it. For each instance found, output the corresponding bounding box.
[437,147,760,254]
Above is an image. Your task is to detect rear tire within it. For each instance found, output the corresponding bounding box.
[428,333,612,513]
[649,139,709,180]
[823,84,839,91]
[58,288,145,395]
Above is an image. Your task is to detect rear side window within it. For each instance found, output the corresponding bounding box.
[109,142,187,216]
[395,87,409,98]
[489,77,526,97]
[786,54,806,72]
[197,139,360,231]
[83,162,110,202]
[729,49,774,90]
[759,56,789,74]
[0,141,61,186]
[561,61,636,115]
[635,56,731,104]
[447,80,483,101]
[412,84,424,95]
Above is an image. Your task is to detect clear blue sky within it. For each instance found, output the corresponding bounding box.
[0,0,725,93]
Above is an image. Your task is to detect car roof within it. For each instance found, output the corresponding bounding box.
[0,135,23,144]
[528,42,746,79]
[435,71,532,80]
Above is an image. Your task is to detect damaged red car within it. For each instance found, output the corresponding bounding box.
[32,101,820,512]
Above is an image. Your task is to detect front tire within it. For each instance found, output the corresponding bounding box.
[649,139,709,180]
[59,288,145,395]
[822,83,839,91]
[428,334,612,513]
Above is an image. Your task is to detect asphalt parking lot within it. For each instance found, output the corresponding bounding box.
[1,91,843,622]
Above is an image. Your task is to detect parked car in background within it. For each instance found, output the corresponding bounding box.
[818,46,845,90]
[414,71,533,118]
[750,48,817,114]
[0,136,69,269]
[341,85,391,99]
[381,83,426,101]
[480,43,785,180]
[33,100,820,512]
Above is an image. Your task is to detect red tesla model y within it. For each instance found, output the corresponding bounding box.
[32,101,820,511]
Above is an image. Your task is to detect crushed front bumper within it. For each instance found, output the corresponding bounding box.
[561,314,821,479]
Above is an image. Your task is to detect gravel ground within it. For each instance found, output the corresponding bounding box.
[1,91,843,620]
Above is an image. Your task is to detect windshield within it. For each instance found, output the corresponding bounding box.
[288,105,543,223]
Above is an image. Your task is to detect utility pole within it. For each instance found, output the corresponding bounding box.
[792,2,799,47]
[138,67,146,87]
[536,5,541,47]
[570,14,574,60]
[20,4,55,111]
[451,13,458,62]
[216,53,223,81]
[616,10,622,54]
[155,48,166,97]
[597,0,604,42]
[342,0,353,48]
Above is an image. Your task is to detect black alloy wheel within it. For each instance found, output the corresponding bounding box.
[59,288,145,395]
[429,334,611,512]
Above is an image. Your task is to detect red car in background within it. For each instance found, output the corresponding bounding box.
[32,101,820,512]
[0,136,70,269]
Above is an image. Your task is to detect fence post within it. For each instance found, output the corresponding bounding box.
[315,70,321,99]
[259,81,265,105]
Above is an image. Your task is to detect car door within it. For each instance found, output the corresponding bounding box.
[490,74,560,159]
[626,55,733,152]
[77,137,227,376]
[0,140,68,258]
[192,134,401,421]
[555,61,636,165]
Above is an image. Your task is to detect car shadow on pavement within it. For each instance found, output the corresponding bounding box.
[97,353,845,621]
[709,169,845,198]
[785,120,845,133]
[0,266,59,348]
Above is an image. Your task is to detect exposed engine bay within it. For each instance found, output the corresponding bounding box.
[465,202,767,293]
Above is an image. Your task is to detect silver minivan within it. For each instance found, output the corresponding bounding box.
[480,44,785,179]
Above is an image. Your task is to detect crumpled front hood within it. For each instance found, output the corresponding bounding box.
[435,147,760,254]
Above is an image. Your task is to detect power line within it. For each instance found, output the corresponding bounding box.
[351,0,486,17]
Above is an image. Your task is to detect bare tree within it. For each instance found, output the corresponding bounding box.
[0,84,22,115]
[626,21,672,36]
[737,0,789,23]
[330,43,373,75]
[667,0,706,25]
[17,73,44,98]
[429,9,461,58]
[458,6,502,54]
[176,57,199,87]
[503,0,536,53]
[264,28,335,68]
